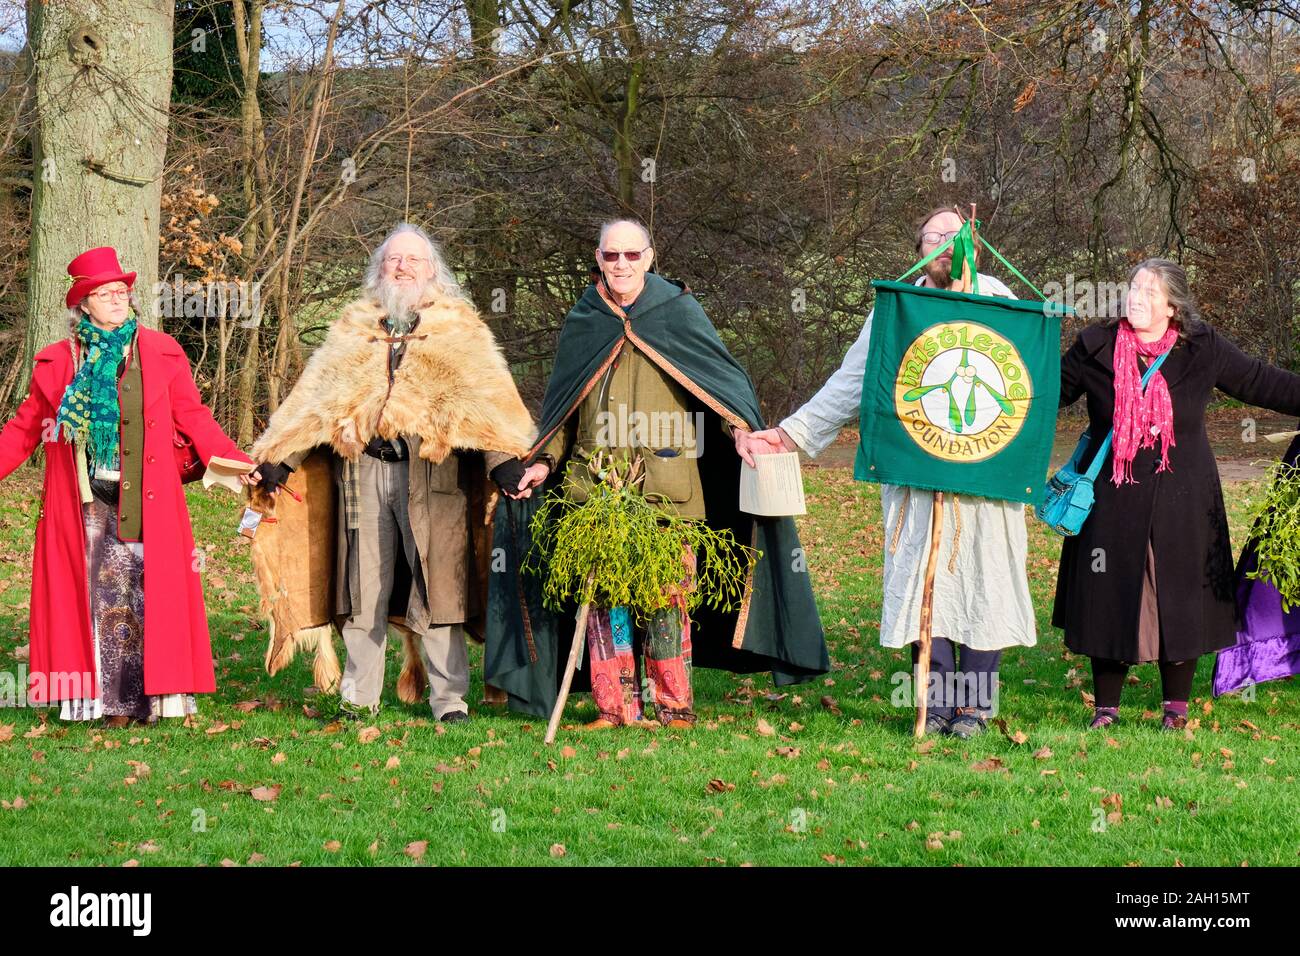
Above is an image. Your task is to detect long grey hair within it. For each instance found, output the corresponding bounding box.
[363,223,470,329]
[1125,258,1202,338]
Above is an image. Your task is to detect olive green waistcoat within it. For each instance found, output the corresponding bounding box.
[547,342,707,519]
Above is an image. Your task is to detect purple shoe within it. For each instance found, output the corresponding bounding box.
[1088,708,1119,730]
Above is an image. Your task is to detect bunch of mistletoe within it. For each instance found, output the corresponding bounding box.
[523,449,759,620]
[1245,459,1300,610]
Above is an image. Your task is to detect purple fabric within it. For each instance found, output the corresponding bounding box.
[1215,430,1300,696]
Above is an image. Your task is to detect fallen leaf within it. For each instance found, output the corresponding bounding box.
[250,784,281,802]
[206,722,230,735]
[992,718,1029,745]
[970,757,1005,773]
[1033,746,1053,760]
[549,843,566,858]
[323,840,341,852]
[405,840,428,860]
[357,726,381,744]
[756,718,776,737]
[0,724,14,743]
[706,778,734,793]
[385,756,400,770]
[560,745,577,758]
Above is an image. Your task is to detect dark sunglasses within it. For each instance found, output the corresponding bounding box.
[599,247,649,263]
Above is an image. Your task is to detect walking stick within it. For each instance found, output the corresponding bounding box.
[914,491,945,737]
[544,569,596,745]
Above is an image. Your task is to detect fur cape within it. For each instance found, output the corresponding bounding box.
[252,294,535,466]
[249,293,536,698]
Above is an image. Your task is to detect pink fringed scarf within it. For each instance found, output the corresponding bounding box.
[1111,319,1178,485]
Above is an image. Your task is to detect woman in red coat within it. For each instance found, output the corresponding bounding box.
[0,247,260,725]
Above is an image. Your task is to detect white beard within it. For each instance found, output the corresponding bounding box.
[374,279,428,334]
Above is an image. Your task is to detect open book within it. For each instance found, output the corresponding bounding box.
[203,456,257,494]
[739,451,807,517]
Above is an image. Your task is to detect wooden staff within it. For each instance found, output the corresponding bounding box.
[913,491,946,737]
[544,569,597,745]
[911,205,978,736]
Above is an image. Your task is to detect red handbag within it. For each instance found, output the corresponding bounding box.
[173,429,204,484]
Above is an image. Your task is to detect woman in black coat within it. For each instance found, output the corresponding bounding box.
[1054,259,1300,730]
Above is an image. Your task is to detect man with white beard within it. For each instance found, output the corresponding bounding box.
[251,223,536,722]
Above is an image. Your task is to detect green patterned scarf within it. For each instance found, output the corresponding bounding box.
[56,316,137,471]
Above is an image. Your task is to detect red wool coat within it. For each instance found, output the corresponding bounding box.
[0,328,251,704]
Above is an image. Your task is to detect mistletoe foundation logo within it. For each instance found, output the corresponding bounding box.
[894,321,1030,462]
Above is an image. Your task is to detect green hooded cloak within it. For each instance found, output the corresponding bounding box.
[485,273,829,717]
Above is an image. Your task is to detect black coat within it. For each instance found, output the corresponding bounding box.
[1052,321,1300,661]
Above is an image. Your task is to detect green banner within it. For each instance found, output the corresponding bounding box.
[853,280,1067,504]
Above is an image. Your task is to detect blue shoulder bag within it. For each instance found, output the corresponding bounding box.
[1038,350,1169,536]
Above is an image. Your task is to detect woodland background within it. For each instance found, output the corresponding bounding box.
[0,0,1296,444]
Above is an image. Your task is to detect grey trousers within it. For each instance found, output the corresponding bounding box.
[339,454,468,718]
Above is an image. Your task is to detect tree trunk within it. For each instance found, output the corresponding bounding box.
[232,0,269,446]
[25,0,174,359]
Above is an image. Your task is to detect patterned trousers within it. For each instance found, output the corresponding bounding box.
[585,550,695,725]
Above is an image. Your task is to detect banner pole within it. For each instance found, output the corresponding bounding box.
[914,490,945,737]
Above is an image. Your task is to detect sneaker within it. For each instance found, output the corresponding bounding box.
[947,708,988,739]
[923,712,951,735]
[1088,708,1119,730]
[439,710,470,724]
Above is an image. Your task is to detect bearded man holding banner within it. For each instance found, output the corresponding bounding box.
[751,206,1054,738]
[485,218,828,727]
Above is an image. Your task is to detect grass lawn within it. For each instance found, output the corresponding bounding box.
[0,463,1296,867]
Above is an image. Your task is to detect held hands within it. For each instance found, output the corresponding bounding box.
[733,425,795,467]
[511,462,551,500]
[252,462,293,495]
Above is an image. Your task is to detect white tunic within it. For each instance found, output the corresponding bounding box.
[780,273,1037,650]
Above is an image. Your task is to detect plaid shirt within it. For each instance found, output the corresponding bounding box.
[340,314,417,530]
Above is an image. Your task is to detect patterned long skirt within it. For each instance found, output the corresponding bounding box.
[59,497,196,722]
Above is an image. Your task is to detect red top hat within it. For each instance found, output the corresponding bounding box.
[65,246,137,309]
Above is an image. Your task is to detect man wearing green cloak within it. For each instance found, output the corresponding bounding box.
[485,219,828,726]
